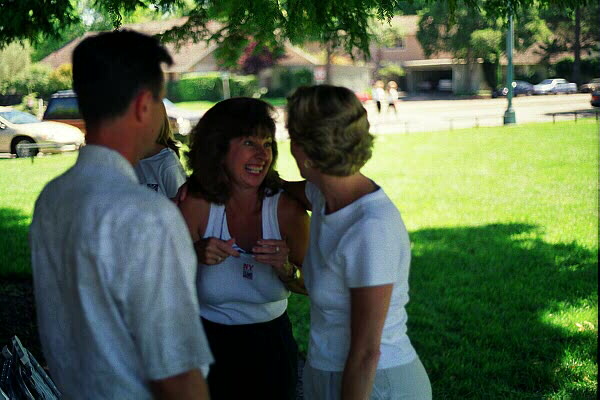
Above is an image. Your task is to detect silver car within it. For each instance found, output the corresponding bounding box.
[533,78,577,95]
[0,107,85,158]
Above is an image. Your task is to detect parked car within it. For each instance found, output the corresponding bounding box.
[417,80,433,91]
[579,78,600,93]
[43,90,86,132]
[43,90,202,136]
[438,79,452,92]
[591,90,600,108]
[0,106,84,158]
[492,80,534,98]
[533,78,577,95]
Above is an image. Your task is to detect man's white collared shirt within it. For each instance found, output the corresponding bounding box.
[30,145,213,399]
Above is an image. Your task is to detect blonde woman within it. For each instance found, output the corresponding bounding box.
[135,102,187,198]
[284,85,431,400]
[372,80,386,113]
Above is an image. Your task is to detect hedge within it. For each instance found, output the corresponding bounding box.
[268,68,314,98]
[554,57,600,83]
[167,73,259,102]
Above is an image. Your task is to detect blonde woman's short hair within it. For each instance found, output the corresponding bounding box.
[286,85,374,176]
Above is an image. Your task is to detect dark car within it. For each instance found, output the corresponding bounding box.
[591,90,600,108]
[579,78,600,93]
[43,91,86,132]
[492,80,534,98]
[43,90,201,137]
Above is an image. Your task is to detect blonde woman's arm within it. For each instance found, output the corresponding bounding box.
[342,284,393,400]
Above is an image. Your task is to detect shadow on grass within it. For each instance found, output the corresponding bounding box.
[0,208,42,361]
[1,212,596,397]
[408,223,597,399]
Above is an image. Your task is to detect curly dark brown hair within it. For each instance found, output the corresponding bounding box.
[185,97,281,204]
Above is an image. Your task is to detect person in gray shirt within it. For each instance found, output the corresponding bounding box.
[29,30,213,400]
[135,102,187,198]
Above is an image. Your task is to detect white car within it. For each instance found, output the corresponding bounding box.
[533,78,577,95]
[438,79,453,92]
[0,107,85,158]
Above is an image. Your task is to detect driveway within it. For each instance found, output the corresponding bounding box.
[275,93,597,139]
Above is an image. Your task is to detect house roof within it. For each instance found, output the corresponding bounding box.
[41,32,94,70]
[40,17,321,72]
[502,43,574,65]
[40,17,217,73]
[278,44,321,66]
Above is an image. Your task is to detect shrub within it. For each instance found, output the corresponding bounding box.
[167,73,259,102]
[230,75,260,98]
[14,93,44,118]
[269,68,314,97]
[47,64,73,95]
[553,56,600,83]
[376,63,405,83]
[10,64,53,99]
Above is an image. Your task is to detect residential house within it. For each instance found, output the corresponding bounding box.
[41,16,576,96]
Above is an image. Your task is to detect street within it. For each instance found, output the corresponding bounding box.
[275,93,597,139]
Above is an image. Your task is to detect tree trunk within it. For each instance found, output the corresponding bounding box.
[374,46,383,81]
[573,6,581,85]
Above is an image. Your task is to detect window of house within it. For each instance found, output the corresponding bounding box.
[394,37,405,49]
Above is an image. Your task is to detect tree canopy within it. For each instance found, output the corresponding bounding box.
[0,0,594,63]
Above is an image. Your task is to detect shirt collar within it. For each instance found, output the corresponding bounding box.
[77,145,139,184]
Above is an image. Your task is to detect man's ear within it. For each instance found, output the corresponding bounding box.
[133,89,154,124]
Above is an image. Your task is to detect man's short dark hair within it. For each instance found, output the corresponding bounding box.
[72,30,173,128]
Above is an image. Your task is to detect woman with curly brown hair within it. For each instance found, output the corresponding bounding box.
[284,85,431,400]
[178,97,309,399]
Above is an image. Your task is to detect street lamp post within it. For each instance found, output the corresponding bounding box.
[504,14,516,125]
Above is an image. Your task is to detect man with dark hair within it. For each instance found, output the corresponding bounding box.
[30,30,213,399]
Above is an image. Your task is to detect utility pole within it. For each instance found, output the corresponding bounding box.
[503,14,516,125]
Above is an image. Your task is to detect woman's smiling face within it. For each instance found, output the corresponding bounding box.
[224,135,273,189]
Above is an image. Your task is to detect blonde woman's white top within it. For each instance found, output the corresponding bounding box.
[303,181,417,371]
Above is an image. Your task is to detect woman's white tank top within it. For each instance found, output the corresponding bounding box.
[197,191,290,325]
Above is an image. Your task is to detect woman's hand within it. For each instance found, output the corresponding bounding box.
[194,237,240,265]
[252,239,292,278]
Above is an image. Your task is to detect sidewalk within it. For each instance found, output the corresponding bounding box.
[275,94,595,139]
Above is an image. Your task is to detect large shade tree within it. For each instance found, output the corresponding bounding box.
[417,2,550,93]
[538,3,600,84]
[0,0,593,64]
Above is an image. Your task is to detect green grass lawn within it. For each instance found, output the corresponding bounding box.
[0,120,597,398]
[174,97,287,111]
